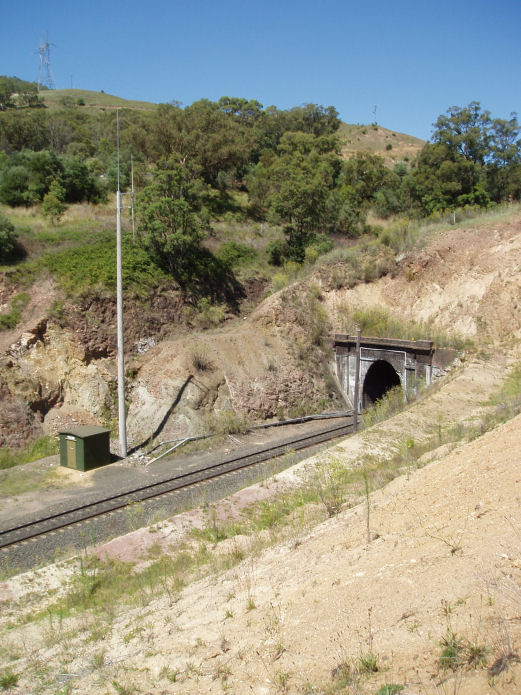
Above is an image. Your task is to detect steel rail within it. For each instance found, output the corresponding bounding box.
[0,416,354,550]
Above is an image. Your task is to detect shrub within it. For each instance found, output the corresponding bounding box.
[217,241,256,268]
[206,410,250,436]
[0,291,30,330]
[0,213,18,262]
[190,344,212,371]
[0,669,19,690]
[41,179,67,222]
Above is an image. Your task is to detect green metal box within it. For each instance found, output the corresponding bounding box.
[59,426,111,471]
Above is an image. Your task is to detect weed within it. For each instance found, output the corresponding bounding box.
[362,386,407,429]
[160,666,181,682]
[488,651,520,678]
[193,297,226,328]
[276,670,291,692]
[190,343,212,371]
[0,435,59,470]
[126,500,146,531]
[358,651,379,673]
[426,523,466,555]
[215,663,232,683]
[377,686,404,695]
[111,681,136,695]
[205,410,249,436]
[339,304,471,350]
[466,641,488,668]
[439,628,465,671]
[305,457,350,517]
[90,648,106,670]
[0,670,19,690]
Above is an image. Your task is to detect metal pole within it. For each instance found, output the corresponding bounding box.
[116,112,127,457]
[353,328,361,432]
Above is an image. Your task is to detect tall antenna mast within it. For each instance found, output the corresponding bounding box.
[116,110,127,457]
[36,32,56,90]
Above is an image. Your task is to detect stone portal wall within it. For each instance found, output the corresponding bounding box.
[333,335,451,411]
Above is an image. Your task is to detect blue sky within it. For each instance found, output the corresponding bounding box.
[1,0,520,141]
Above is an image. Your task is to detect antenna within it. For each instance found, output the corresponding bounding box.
[36,32,56,90]
[372,105,377,125]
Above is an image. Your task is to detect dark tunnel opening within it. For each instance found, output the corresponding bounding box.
[362,360,402,409]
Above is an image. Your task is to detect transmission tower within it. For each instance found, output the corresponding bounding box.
[36,33,56,90]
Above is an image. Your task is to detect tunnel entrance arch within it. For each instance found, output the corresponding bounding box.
[362,360,401,408]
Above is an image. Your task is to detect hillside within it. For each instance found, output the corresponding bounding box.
[339,122,425,163]
[39,87,157,112]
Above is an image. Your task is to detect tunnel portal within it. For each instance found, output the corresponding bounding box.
[333,334,452,412]
[362,360,402,408]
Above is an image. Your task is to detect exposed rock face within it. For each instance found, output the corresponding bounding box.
[0,320,114,447]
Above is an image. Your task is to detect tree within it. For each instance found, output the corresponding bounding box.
[414,102,521,211]
[136,156,209,285]
[41,179,67,223]
[432,101,491,164]
[487,115,521,201]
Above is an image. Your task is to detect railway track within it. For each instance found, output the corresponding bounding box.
[0,415,354,552]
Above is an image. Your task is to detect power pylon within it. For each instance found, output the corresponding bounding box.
[36,33,56,90]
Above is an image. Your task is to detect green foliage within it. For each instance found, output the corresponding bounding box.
[306,458,350,517]
[0,669,19,690]
[0,291,29,330]
[136,156,207,280]
[362,386,406,428]
[216,240,256,267]
[0,75,41,110]
[41,178,67,222]
[438,628,466,671]
[0,436,58,470]
[358,651,379,674]
[43,232,168,294]
[0,149,104,206]
[414,101,521,212]
[319,238,396,289]
[0,212,18,262]
[341,305,470,349]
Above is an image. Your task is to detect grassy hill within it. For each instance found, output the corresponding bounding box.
[40,88,157,112]
[338,122,424,163]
